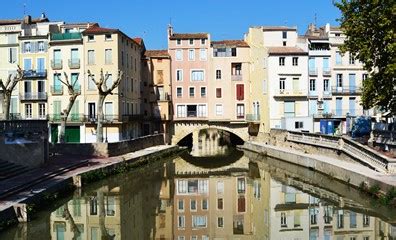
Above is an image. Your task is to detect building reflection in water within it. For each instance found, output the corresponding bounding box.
[3,147,395,240]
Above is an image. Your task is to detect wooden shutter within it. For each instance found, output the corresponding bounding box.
[236,84,244,100]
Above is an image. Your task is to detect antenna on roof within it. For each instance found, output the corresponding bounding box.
[314,13,317,27]
[23,3,26,16]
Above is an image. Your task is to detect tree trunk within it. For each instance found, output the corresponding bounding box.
[63,203,81,240]
[98,190,111,240]
[2,92,10,120]
[97,94,106,143]
[58,95,78,143]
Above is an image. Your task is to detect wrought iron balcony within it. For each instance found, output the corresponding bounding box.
[322,68,331,76]
[275,89,307,97]
[48,114,85,122]
[68,59,80,69]
[309,68,318,76]
[51,60,63,70]
[246,114,260,122]
[20,92,47,101]
[23,69,47,79]
[331,86,362,95]
[51,85,63,95]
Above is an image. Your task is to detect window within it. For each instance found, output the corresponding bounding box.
[350,212,357,228]
[178,215,185,228]
[200,87,206,97]
[188,49,195,61]
[202,199,208,210]
[176,49,182,60]
[279,57,285,66]
[105,34,112,41]
[337,210,344,228]
[254,181,261,198]
[191,236,197,240]
[216,88,222,98]
[292,57,298,66]
[217,198,223,209]
[105,49,112,64]
[88,50,95,65]
[25,104,32,119]
[283,41,286,46]
[177,200,184,211]
[215,104,223,116]
[237,104,245,119]
[176,69,183,81]
[190,200,197,211]
[324,79,330,92]
[176,87,182,97]
[282,31,287,39]
[90,197,98,215]
[238,196,246,212]
[39,103,46,119]
[310,79,316,91]
[336,74,343,87]
[216,70,221,79]
[24,42,31,53]
[177,105,187,117]
[217,217,224,228]
[237,178,245,193]
[281,212,287,227]
[284,101,295,117]
[189,87,195,97]
[217,181,224,194]
[362,74,368,81]
[336,51,342,65]
[310,208,318,225]
[200,49,207,60]
[232,63,242,75]
[8,48,17,63]
[88,35,94,41]
[189,39,194,45]
[88,74,96,90]
[295,121,303,129]
[201,39,206,45]
[279,78,286,91]
[236,84,244,100]
[363,215,370,227]
[38,41,45,52]
[335,33,341,37]
[177,237,185,240]
[349,54,355,65]
[191,70,204,81]
[105,74,113,90]
[106,196,115,216]
[192,216,207,228]
[176,39,181,45]
[197,104,207,117]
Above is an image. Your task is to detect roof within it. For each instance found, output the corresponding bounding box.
[169,33,208,40]
[82,24,118,35]
[145,50,170,58]
[268,47,307,55]
[0,17,49,26]
[330,26,342,31]
[133,37,143,45]
[211,40,249,48]
[261,26,297,31]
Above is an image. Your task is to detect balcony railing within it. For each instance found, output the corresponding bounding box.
[157,92,171,101]
[275,89,307,97]
[23,69,47,79]
[309,68,318,76]
[246,114,260,122]
[152,114,167,121]
[48,114,85,122]
[122,114,144,122]
[313,108,364,118]
[68,59,81,69]
[51,33,82,41]
[323,91,332,98]
[51,85,64,95]
[331,86,361,95]
[231,74,243,81]
[51,60,63,70]
[322,68,331,76]
[308,91,318,97]
[20,92,47,101]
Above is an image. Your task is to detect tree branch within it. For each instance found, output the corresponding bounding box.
[103,70,123,95]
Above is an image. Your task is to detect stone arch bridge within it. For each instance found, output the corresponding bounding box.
[171,121,250,145]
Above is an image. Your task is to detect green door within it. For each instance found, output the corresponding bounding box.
[51,125,58,143]
[64,126,80,143]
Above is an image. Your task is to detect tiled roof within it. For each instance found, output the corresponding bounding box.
[268,47,307,55]
[261,26,297,31]
[169,33,208,40]
[330,26,342,31]
[211,40,249,48]
[82,25,119,35]
[145,50,170,58]
[133,37,143,45]
[0,17,49,25]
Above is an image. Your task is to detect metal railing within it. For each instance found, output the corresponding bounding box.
[313,109,364,118]
[51,85,64,95]
[85,115,121,123]
[68,59,80,69]
[48,114,85,122]
[246,114,260,122]
[23,70,47,78]
[331,86,362,95]
[275,89,307,97]
[157,92,171,101]
[20,92,47,101]
[51,32,82,41]
[51,60,63,70]
[322,69,331,76]
[122,114,144,122]
[309,68,318,76]
[231,74,243,81]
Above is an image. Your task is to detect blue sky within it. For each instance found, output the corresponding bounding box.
[3,0,341,49]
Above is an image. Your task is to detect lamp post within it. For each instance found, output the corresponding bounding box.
[105,125,108,143]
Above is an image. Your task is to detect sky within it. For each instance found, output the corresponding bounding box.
[2,0,341,49]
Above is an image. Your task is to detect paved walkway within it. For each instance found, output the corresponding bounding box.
[0,145,177,212]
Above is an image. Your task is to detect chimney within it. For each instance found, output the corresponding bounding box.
[167,24,173,38]
[325,23,330,34]
[41,12,46,19]
[24,15,32,24]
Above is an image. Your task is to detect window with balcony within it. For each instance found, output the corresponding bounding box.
[215,104,223,116]
[232,63,242,76]
[216,88,222,98]
[88,50,95,65]
[53,73,62,94]
[200,87,206,97]
[237,104,245,119]
[176,69,183,81]
[189,87,195,97]
[23,58,32,70]
[191,70,204,81]
[310,79,316,91]
[200,49,207,60]
[336,74,343,87]
[236,84,244,100]
[105,49,112,64]
[324,79,330,92]
[281,212,287,227]
[216,70,221,79]
[237,178,245,193]
[71,73,80,91]
[24,42,31,53]
[217,198,223,209]
[176,87,182,98]
[25,104,32,119]
[279,78,286,91]
[279,57,285,66]
[39,103,46,119]
[188,49,195,61]
[292,57,298,66]
[38,41,45,52]
[37,58,45,74]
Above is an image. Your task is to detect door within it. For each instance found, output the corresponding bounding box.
[23,58,32,70]
[349,74,356,93]
[323,100,330,114]
[349,97,356,116]
[64,126,80,143]
[53,100,61,121]
[37,58,45,73]
[310,100,318,116]
[336,98,342,116]
[104,102,113,121]
[51,125,59,143]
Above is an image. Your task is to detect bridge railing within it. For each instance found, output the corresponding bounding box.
[286,131,392,173]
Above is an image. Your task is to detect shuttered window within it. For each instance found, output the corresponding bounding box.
[236,84,244,100]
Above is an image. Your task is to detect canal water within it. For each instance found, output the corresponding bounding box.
[0,149,395,240]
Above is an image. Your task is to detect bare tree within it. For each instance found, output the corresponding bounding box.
[88,69,123,143]
[62,203,81,240]
[98,191,114,240]
[0,67,23,120]
[57,72,81,143]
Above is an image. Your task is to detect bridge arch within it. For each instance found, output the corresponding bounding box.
[171,122,249,145]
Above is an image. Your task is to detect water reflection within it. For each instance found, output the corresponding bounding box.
[1,150,396,240]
